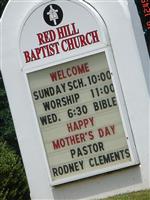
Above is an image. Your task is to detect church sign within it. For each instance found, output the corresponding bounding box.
[3,2,148,197]
[19,1,139,185]
[3,0,150,198]
[20,1,138,185]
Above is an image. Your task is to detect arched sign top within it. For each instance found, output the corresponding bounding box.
[20,0,109,70]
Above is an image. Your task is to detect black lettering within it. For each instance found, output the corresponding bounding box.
[125,148,130,158]
[43,101,50,111]
[51,160,84,177]
[112,96,117,106]
[98,142,105,151]
[40,115,48,125]
[33,91,39,100]
[89,158,94,167]
[67,79,85,91]
[113,151,121,161]
[67,81,73,91]
[93,102,99,111]
[58,166,63,175]
[42,93,80,111]
[40,114,57,126]
[70,142,105,159]
[52,168,58,177]
[70,149,76,158]
[93,96,117,111]
[82,146,88,155]
[88,148,130,168]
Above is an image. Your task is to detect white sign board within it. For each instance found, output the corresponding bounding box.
[19,0,139,185]
[2,0,149,198]
[27,51,135,185]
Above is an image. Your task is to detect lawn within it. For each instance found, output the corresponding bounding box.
[103,190,150,200]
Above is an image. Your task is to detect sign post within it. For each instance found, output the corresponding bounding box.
[1,0,149,199]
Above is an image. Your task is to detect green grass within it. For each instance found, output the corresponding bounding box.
[103,190,150,200]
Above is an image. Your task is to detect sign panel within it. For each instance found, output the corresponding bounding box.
[27,52,133,184]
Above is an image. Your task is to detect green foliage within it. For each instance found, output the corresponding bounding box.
[104,190,150,200]
[0,142,30,200]
[0,73,19,152]
[0,72,30,199]
[0,0,9,17]
[0,0,30,199]
[0,0,15,149]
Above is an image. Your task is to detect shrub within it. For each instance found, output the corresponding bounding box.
[0,142,30,200]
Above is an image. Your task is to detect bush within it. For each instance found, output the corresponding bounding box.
[0,74,19,152]
[0,142,30,200]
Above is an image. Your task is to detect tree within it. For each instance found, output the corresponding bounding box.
[0,142,30,200]
[0,0,9,17]
[0,72,19,152]
[0,1,30,199]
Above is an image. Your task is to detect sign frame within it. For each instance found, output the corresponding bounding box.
[23,46,139,186]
